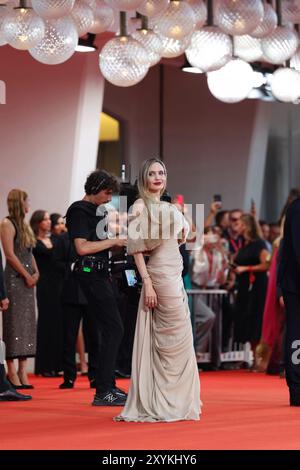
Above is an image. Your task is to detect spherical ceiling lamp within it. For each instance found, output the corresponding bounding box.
[88,1,114,34]
[261,26,299,64]
[291,45,300,71]
[3,4,45,50]
[234,35,263,63]
[99,36,149,86]
[282,0,300,23]
[271,67,300,102]
[29,17,78,64]
[71,0,94,37]
[215,0,264,36]
[132,28,162,67]
[0,3,9,46]
[31,0,75,19]
[207,58,254,103]
[137,0,169,19]
[103,0,145,12]
[186,0,207,29]
[84,0,95,6]
[251,2,277,38]
[185,26,232,73]
[155,0,196,41]
[158,32,192,58]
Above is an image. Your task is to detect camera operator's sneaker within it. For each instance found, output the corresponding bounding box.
[112,387,127,399]
[92,390,126,406]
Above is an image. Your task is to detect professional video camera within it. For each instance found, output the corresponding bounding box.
[109,177,140,292]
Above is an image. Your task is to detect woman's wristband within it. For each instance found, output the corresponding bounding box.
[142,274,151,282]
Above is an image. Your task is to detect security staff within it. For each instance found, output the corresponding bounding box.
[66,170,127,406]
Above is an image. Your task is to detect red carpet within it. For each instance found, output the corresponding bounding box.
[0,371,299,450]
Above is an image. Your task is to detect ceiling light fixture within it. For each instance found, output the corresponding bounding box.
[76,33,97,52]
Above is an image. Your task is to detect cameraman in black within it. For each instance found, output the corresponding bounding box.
[66,170,127,406]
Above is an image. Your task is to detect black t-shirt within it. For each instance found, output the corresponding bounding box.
[235,239,266,267]
[66,200,109,260]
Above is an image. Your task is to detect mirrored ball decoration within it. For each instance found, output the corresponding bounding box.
[271,67,300,103]
[89,1,115,34]
[261,26,299,65]
[186,0,207,29]
[32,0,75,19]
[99,36,149,87]
[0,4,9,46]
[71,0,94,37]
[155,0,196,41]
[3,7,45,50]
[29,17,78,65]
[137,0,169,19]
[282,0,300,23]
[132,29,163,67]
[251,2,277,39]
[185,26,232,73]
[234,35,263,63]
[215,0,264,36]
[103,0,145,12]
[207,58,254,103]
[158,32,192,58]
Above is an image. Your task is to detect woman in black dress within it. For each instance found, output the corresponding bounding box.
[234,214,269,351]
[30,210,63,377]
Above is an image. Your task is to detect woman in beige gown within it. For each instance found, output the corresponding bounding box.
[115,158,201,423]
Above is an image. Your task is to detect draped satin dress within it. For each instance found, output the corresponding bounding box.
[115,202,201,422]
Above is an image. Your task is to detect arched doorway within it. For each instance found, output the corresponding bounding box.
[96,111,125,177]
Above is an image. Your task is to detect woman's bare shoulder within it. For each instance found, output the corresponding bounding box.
[0,218,16,238]
[1,217,15,229]
[130,198,146,216]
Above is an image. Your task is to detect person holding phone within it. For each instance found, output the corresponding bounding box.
[204,195,223,230]
[115,158,201,423]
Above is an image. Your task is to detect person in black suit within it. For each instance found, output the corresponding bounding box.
[0,250,31,401]
[278,197,300,406]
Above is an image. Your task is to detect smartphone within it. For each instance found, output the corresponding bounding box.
[175,194,184,206]
[124,269,138,287]
[213,194,222,209]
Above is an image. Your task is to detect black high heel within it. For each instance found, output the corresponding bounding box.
[17,373,34,389]
[7,376,23,390]
[19,383,34,389]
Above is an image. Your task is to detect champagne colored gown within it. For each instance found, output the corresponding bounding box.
[115,201,201,422]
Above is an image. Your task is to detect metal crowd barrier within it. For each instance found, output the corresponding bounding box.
[186,289,253,368]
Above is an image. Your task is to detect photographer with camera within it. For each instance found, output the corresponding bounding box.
[66,170,127,407]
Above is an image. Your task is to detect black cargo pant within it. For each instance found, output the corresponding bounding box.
[76,273,124,394]
[61,303,100,383]
[282,290,300,395]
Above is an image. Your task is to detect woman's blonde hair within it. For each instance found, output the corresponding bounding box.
[138,158,167,208]
[7,189,36,248]
[240,213,262,242]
